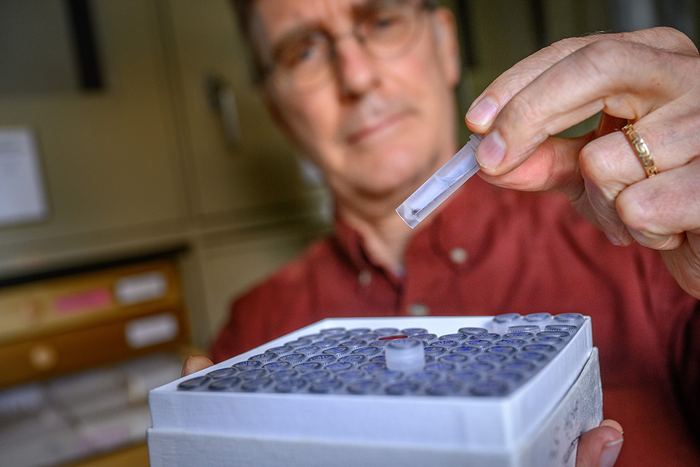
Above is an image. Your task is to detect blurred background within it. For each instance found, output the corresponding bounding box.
[0,1,697,466]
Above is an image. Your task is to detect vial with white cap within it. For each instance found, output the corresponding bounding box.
[396,133,484,228]
[384,338,425,372]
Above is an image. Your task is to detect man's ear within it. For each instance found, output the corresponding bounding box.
[432,7,461,88]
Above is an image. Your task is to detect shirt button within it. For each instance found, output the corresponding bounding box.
[408,303,430,316]
[449,247,468,264]
[358,270,372,286]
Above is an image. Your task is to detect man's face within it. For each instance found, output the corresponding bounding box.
[251,0,460,211]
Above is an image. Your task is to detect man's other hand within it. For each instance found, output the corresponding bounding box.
[576,419,624,467]
[181,355,214,377]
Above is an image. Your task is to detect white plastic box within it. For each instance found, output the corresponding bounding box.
[148,315,603,466]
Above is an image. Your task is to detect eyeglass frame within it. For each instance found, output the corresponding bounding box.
[254,0,439,92]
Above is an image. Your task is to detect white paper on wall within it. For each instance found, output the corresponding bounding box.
[0,127,49,227]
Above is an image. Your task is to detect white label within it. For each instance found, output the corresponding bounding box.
[125,313,179,349]
[0,128,49,226]
[115,271,168,305]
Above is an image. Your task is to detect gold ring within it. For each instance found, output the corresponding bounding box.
[621,123,658,177]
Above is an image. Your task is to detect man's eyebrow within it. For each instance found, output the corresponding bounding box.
[270,23,322,59]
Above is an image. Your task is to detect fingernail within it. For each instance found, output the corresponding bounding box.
[476,130,506,169]
[467,96,498,126]
[600,438,623,467]
[605,232,622,246]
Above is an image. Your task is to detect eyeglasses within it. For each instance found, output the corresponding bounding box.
[261,0,436,93]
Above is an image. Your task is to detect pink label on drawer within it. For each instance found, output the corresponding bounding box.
[54,288,112,314]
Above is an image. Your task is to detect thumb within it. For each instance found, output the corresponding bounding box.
[181,355,214,377]
[576,420,624,467]
[477,134,590,200]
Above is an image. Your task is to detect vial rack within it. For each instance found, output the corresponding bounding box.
[148,314,603,467]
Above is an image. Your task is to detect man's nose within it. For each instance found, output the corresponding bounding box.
[333,35,379,97]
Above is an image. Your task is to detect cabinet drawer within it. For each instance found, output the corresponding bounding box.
[0,308,187,389]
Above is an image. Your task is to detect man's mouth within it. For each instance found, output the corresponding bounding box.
[346,112,408,145]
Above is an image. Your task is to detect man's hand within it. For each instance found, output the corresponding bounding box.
[181,355,214,377]
[465,27,700,299]
[576,420,624,467]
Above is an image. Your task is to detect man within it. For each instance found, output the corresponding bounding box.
[185,1,700,465]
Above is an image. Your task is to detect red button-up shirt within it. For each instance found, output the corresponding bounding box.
[212,176,700,466]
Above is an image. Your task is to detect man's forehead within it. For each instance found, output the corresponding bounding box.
[251,0,373,40]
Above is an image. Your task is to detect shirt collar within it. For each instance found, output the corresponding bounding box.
[332,176,500,276]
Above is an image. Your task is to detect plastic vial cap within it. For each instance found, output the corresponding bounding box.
[439,354,468,364]
[502,361,536,373]
[233,360,261,369]
[275,354,305,365]
[537,330,570,338]
[322,346,351,356]
[325,362,354,373]
[262,361,291,371]
[207,376,241,391]
[413,333,438,343]
[475,353,507,363]
[320,327,346,335]
[452,345,482,355]
[507,325,541,333]
[432,339,459,348]
[385,381,420,396]
[448,370,480,383]
[423,345,447,357]
[178,376,211,391]
[493,313,521,323]
[294,345,321,355]
[439,333,468,342]
[524,313,551,322]
[545,324,579,333]
[373,369,403,382]
[426,381,462,396]
[338,355,367,365]
[522,343,557,353]
[487,345,517,355]
[425,361,456,372]
[206,367,239,379]
[400,327,428,336]
[241,377,273,392]
[385,338,425,372]
[307,354,337,364]
[554,313,584,323]
[374,327,400,336]
[352,346,381,357]
[335,369,366,382]
[293,362,322,373]
[309,379,344,394]
[275,378,307,393]
[266,345,294,356]
[348,379,380,395]
[458,327,488,334]
[495,339,526,347]
[284,338,313,347]
[359,361,386,373]
[271,369,300,381]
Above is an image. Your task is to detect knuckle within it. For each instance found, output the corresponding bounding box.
[579,140,618,187]
[504,92,538,127]
[578,40,625,73]
[616,186,655,232]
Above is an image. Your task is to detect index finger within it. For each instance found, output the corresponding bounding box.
[466,27,698,134]
[476,39,693,175]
